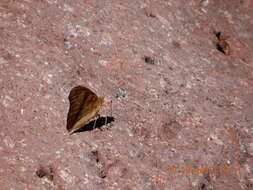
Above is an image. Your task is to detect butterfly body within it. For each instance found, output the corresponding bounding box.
[67,86,104,133]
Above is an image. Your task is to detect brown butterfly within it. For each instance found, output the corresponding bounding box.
[67,86,104,134]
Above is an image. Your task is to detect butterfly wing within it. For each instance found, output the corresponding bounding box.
[67,86,104,133]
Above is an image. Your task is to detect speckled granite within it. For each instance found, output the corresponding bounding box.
[0,0,253,189]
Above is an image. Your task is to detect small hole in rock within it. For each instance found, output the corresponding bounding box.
[143,56,156,65]
[214,31,230,55]
[36,168,47,178]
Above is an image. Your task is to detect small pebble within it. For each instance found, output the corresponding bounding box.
[116,88,127,98]
[64,39,73,49]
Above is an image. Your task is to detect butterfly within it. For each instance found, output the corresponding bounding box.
[67,86,104,134]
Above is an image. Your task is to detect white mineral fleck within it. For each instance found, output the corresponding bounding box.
[3,136,15,148]
[60,169,74,184]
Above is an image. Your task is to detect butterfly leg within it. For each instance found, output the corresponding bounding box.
[92,114,101,130]
[92,119,97,130]
[104,100,112,126]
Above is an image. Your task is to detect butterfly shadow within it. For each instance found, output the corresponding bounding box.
[74,116,115,133]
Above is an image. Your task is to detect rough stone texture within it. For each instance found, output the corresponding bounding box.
[0,0,253,189]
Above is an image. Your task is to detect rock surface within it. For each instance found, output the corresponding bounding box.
[0,0,253,189]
